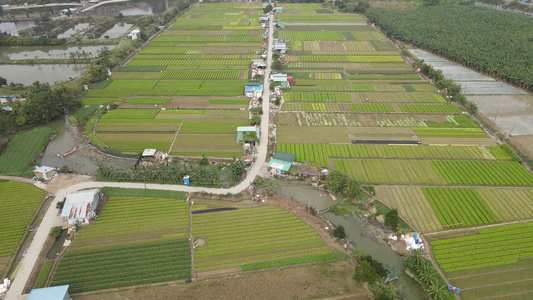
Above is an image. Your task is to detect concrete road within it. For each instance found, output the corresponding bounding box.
[4,15,276,300]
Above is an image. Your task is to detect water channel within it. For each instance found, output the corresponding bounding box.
[281,181,427,299]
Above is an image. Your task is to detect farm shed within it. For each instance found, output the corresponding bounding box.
[274,7,282,13]
[244,85,264,98]
[268,151,296,175]
[142,148,157,157]
[27,285,70,300]
[273,41,288,53]
[61,189,101,225]
[0,95,16,104]
[237,126,261,143]
[33,166,56,180]
[260,15,269,21]
[251,59,267,69]
[271,74,290,88]
[276,22,286,29]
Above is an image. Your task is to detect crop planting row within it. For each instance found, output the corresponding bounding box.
[431,222,533,273]
[413,128,488,138]
[154,36,262,43]
[375,186,443,233]
[277,144,493,167]
[277,31,345,41]
[73,197,190,243]
[192,206,331,272]
[128,59,250,66]
[284,92,352,102]
[431,160,533,186]
[423,187,499,228]
[0,127,56,177]
[474,189,533,222]
[0,182,44,257]
[334,159,445,185]
[51,239,191,294]
[51,194,192,293]
[179,121,248,134]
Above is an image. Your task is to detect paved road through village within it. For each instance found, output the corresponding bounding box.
[5,14,275,300]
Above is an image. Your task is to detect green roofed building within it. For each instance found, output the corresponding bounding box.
[269,151,296,175]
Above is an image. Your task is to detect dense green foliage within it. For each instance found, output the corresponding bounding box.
[367,6,533,91]
[353,254,388,284]
[405,250,453,300]
[0,127,55,177]
[97,163,221,186]
[333,225,346,239]
[101,187,187,199]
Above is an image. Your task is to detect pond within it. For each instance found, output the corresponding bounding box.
[41,116,100,175]
[56,22,91,39]
[83,0,182,17]
[0,64,88,85]
[0,21,35,34]
[100,23,133,39]
[0,45,115,60]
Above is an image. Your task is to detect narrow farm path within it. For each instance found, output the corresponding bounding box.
[423,217,533,237]
[4,15,276,300]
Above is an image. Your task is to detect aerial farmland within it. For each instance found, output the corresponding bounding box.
[272,3,533,300]
[84,2,265,158]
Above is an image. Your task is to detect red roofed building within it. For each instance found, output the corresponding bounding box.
[60,189,101,225]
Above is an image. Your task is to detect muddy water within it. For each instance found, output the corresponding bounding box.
[279,181,337,210]
[280,181,427,298]
[40,116,99,174]
[0,21,35,34]
[323,212,428,299]
[47,230,68,259]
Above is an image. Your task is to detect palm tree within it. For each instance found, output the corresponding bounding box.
[405,248,424,269]
[427,279,448,300]
[416,260,437,286]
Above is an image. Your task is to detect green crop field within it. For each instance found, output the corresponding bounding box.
[335,159,533,186]
[375,186,443,233]
[276,144,497,168]
[0,127,55,177]
[423,187,499,228]
[0,181,45,275]
[51,196,190,293]
[192,206,332,272]
[90,4,263,158]
[179,121,247,134]
[431,222,533,299]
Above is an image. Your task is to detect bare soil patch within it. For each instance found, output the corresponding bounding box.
[73,261,371,300]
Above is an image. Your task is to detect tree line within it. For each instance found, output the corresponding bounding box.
[367,5,533,91]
